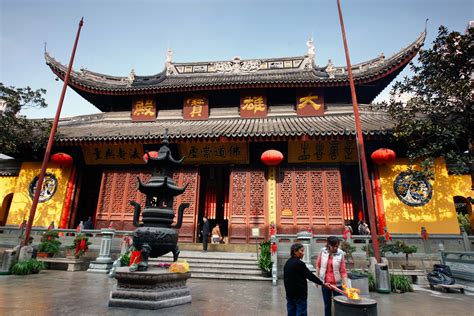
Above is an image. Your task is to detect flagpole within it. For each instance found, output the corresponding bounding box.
[336,1,381,262]
[23,18,84,246]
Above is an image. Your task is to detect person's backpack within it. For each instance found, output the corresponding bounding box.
[433,264,453,277]
[427,264,455,285]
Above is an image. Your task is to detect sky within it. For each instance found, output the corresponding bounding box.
[1,0,472,119]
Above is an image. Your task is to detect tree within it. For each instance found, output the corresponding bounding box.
[385,26,473,179]
[0,83,52,157]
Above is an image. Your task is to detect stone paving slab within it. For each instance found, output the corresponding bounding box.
[0,270,472,315]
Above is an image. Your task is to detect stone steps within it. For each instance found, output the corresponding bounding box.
[149,251,271,281]
[153,261,259,270]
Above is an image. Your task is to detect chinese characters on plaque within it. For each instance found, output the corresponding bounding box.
[82,144,145,165]
[183,94,209,120]
[296,89,325,116]
[179,143,249,164]
[178,89,327,120]
[240,92,267,118]
[288,140,357,163]
[131,98,156,121]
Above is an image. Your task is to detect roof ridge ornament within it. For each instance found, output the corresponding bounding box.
[306,37,315,59]
[127,69,135,85]
[326,59,336,78]
[302,37,315,70]
[166,48,176,75]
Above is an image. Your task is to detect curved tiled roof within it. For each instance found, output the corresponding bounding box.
[46,32,425,110]
[56,107,393,145]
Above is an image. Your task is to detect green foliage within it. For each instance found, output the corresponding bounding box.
[38,230,61,255]
[0,83,52,157]
[367,271,376,292]
[384,26,473,177]
[10,259,46,275]
[457,213,472,235]
[386,240,417,265]
[258,240,272,272]
[390,274,413,293]
[68,233,91,257]
[340,240,356,262]
[362,236,392,258]
[120,251,131,266]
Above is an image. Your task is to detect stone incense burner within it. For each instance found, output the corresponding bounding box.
[129,136,189,271]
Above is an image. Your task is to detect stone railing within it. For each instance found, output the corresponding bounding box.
[271,232,473,285]
[0,226,133,254]
[440,251,474,282]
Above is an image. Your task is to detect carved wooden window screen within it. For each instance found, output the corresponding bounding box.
[95,167,199,238]
[277,167,344,234]
[228,167,267,243]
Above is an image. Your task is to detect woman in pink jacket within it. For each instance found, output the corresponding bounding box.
[316,236,349,316]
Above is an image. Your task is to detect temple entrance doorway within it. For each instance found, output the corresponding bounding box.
[197,165,230,243]
[0,193,13,226]
[72,167,102,228]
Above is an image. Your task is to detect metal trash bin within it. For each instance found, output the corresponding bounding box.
[375,263,390,293]
[348,271,370,296]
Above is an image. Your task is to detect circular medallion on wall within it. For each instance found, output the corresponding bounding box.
[393,171,432,207]
[28,172,58,202]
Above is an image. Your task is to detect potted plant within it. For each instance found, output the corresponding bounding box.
[10,259,46,275]
[390,274,413,293]
[340,240,356,269]
[68,233,91,258]
[37,230,61,257]
[258,240,272,277]
[399,241,417,270]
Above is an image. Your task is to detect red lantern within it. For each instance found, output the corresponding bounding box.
[50,153,73,166]
[142,151,159,163]
[261,150,284,166]
[371,148,396,165]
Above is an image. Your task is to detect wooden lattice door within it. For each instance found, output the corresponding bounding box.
[228,167,267,243]
[95,167,199,240]
[172,167,199,243]
[277,167,344,234]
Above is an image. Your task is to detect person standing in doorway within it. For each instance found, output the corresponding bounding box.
[201,217,210,252]
[84,216,94,229]
[358,221,370,235]
[284,243,326,316]
[316,236,349,316]
[211,223,223,244]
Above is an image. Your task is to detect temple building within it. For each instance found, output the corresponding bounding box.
[1,30,471,242]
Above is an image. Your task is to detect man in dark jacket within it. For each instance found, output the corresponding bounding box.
[284,243,325,316]
[201,217,210,252]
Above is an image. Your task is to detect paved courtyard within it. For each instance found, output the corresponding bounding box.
[0,270,472,316]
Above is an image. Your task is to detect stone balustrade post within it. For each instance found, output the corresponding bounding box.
[271,235,278,286]
[88,228,116,273]
[296,231,315,272]
[461,227,471,251]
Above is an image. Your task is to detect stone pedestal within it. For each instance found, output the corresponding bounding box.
[109,266,192,310]
[0,249,17,274]
[297,231,315,272]
[88,229,115,273]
